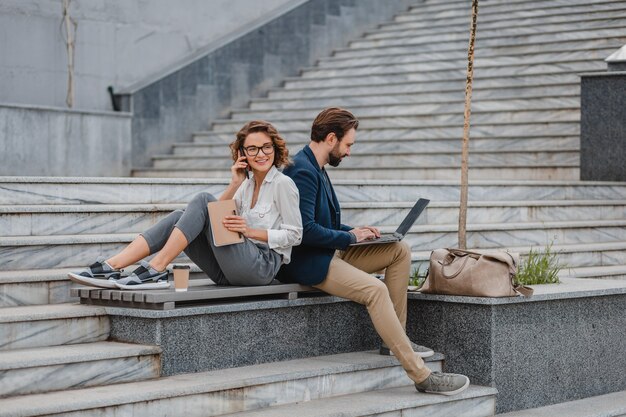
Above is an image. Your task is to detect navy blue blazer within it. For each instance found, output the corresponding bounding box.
[277,145,353,285]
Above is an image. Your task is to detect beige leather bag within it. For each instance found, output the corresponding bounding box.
[420,248,533,297]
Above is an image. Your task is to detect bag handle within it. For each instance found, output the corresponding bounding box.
[439,250,480,280]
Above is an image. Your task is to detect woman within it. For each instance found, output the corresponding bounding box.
[69,120,302,289]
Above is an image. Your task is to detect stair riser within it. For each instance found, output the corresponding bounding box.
[333,35,626,59]
[252,85,580,109]
[153,152,580,170]
[399,0,626,22]
[0,182,225,205]
[0,317,109,350]
[212,110,580,132]
[4,202,622,239]
[377,6,626,36]
[355,16,626,48]
[36,361,443,417]
[0,210,176,237]
[350,23,626,49]
[361,395,496,417]
[0,272,206,307]
[283,62,602,89]
[205,123,580,140]
[269,74,583,98]
[302,51,610,79]
[0,281,75,307]
[342,204,626,228]
[4,181,626,206]
[0,354,160,398]
[232,98,581,120]
[178,138,580,157]
[410,248,626,270]
[402,225,626,250]
[0,242,190,270]
[133,167,580,181]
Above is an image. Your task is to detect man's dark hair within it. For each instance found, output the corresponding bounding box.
[310,107,359,142]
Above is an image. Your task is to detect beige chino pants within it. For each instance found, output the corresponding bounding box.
[313,241,431,384]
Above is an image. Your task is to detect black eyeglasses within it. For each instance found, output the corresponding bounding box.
[243,143,275,156]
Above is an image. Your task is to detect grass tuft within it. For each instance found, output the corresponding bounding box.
[516,241,561,285]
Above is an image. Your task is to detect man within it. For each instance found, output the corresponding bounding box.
[278,107,470,395]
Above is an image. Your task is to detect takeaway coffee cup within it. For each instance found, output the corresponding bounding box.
[173,265,190,292]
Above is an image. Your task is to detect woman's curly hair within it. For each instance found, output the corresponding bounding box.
[230,120,289,168]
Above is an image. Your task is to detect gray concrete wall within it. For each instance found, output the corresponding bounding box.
[580,71,626,181]
[0,104,131,176]
[0,0,299,111]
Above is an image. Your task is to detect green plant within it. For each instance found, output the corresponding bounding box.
[516,241,561,285]
[409,264,428,288]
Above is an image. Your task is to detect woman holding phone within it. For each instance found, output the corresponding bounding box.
[69,121,302,289]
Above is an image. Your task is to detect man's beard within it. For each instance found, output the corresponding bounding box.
[328,144,343,167]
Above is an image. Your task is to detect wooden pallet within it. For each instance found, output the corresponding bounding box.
[71,280,316,310]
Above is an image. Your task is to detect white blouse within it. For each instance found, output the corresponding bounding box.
[233,166,303,264]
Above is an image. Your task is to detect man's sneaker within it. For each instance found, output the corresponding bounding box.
[414,372,470,396]
[115,260,170,290]
[380,341,435,358]
[68,257,122,288]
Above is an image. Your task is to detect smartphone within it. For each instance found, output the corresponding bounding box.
[239,146,250,179]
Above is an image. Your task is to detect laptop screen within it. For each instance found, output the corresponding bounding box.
[395,198,430,236]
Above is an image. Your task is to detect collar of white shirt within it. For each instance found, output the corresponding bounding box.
[251,165,279,184]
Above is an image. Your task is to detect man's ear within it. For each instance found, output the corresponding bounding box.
[325,132,337,145]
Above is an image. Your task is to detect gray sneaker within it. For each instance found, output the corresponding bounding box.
[380,341,435,358]
[115,260,170,290]
[414,371,470,396]
[68,257,122,289]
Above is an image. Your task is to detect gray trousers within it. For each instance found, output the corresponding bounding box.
[141,192,282,286]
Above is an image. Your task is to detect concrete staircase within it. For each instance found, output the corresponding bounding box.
[2,0,626,415]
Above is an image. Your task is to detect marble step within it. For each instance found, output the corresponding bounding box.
[194,120,581,143]
[380,8,626,45]
[0,177,228,205]
[204,122,580,143]
[5,198,623,240]
[560,264,626,280]
[332,31,626,59]
[410,241,626,271]
[6,177,626,204]
[1,203,184,236]
[0,303,109,350]
[0,350,444,417]
[496,389,626,417]
[397,219,626,251]
[0,263,207,307]
[5,218,624,271]
[359,13,626,48]
[232,97,581,121]
[151,150,580,170]
[210,111,580,133]
[320,38,624,67]
[178,136,580,156]
[282,61,603,89]
[252,84,580,110]
[0,233,189,270]
[132,166,579,181]
[222,385,496,417]
[268,71,592,99]
[377,3,626,35]
[0,341,161,397]
[399,0,626,23]
[305,49,614,78]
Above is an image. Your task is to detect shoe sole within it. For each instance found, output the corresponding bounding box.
[115,281,170,290]
[68,272,118,289]
[416,376,470,396]
[380,346,435,358]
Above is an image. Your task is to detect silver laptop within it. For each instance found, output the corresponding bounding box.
[349,198,430,246]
